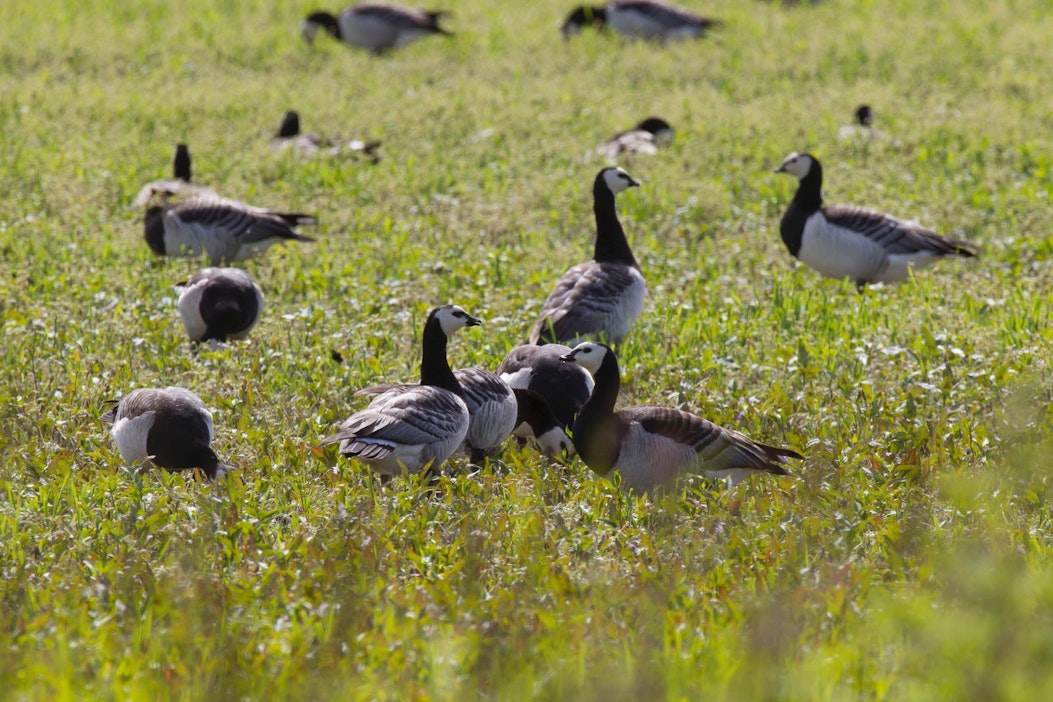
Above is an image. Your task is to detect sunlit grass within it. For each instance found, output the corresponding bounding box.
[1,0,1053,698]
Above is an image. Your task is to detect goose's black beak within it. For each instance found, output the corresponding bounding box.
[466,315,482,327]
[560,353,574,363]
[774,164,787,173]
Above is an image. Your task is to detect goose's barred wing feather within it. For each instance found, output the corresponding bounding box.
[823,204,977,257]
[620,406,798,475]
[532,261,639,343]
[618,1,718,29]
[321,387,466,448]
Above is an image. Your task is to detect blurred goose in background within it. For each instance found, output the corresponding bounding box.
[498,343,593,446]
[143,196,316,264]
[177,267,264,344]
[775,152,978,288]
[595,116,675,162]
[561,342,802,492]
[530,167,645,347]
[320,305,479,475]
[133,144,218,208]
[562,1,721,41]
[838,104,883,141]
[302,3,453,54]
[102,387,233,479]
[272,110,381,163]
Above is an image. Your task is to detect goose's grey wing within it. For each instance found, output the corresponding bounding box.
[823,205,977,256]
[322,386,467,448]
[620,406,800,475]
[530,261,645,344]
[617,1,718,29]
[355,3,437,29]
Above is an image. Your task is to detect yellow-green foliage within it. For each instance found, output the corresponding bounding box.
[1,0,1053,699]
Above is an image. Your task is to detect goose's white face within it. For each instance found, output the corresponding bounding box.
[434,305,482,336]
[561,341,608,375]
[776,152,814,180]
[603,167,641,194]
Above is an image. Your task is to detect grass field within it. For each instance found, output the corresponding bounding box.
[2,0,1053,698]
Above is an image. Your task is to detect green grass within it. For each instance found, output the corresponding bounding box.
[2,0,1053,698]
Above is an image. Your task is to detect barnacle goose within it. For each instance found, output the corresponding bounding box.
[132,144,218,208]
[177,267,264,344]
[561,343,802,493]
[595,117,675,162]
[561,1,720,41]
[320,305,479,475]
[273,110,381,163]
[529,167,645,347]
[102,387,232,479]
[143,195,317,264]
[498,343,593,443]
[775,152,978,288]
[838,104,883,141]
[302,3,452,55]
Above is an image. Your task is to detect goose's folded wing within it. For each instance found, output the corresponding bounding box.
[621,406,798,474]
[823,205,977,256]
[619,1,717,28]
[323,387,466,447]
[533,262,641,342]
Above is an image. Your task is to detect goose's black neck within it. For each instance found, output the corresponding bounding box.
[593,177,637,266]
[791,159,824,212]
[420,318,462,397]
[780,160,824,258]
[143,206,167,255]
[571,351,622,474]
[173,145,191,182]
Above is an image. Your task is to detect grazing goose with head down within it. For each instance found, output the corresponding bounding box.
[595,117,675,162]
[498,343,593,447]
[302,3,453,55]
[530,167,645,347]
[511,388,573,459]
[102,387,232,479]
[132,144,218,208]
[561,1,720,41]
[775,152,978,288]
[273,110,382,163]
[177,267,264,344]
[561,342,802,493]
[320,305,479,475]
[143,195,316,264]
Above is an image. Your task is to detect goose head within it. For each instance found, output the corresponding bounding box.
[561,5,608,38]
[430,304,482,337]
[599,167,641,195]
[636,117,675,144]
[774,152,816,181]
[302,12,340,44]
[276,111,301,138]
[855,104,874,127]
[560,341,610,376]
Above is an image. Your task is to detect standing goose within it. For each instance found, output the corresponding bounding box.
[561,343,802,492]
[302,3,453,55]
[132,144,218,208]
[498,343,594,442]
[320,305,479,475]
[143,196,317,264]
[530,167,645,346]
[595,117,675,162]
[775,152,978,288]
[177,267,264,344]
[561,1,721,41]
[102,387,233,479]
[273,110,382,163]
